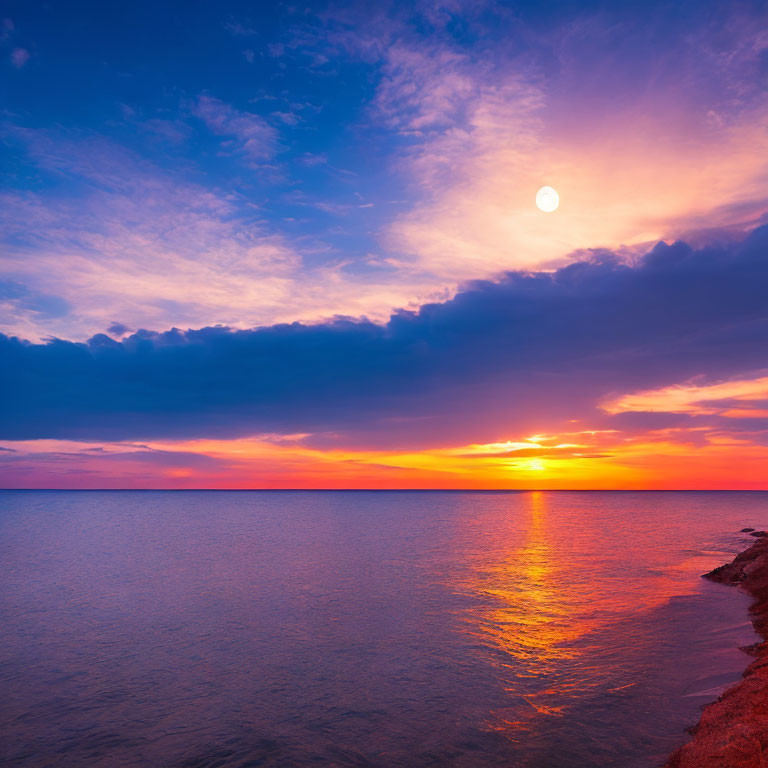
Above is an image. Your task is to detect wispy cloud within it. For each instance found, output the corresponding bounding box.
[605,375,768,418]
[10,46,29,68]
[373,46,477,134]
[0,123,435,340]
[303,2,768,289]
[0,17,13,41]
[191,94,278,163]
[0,125,300,339]
[4,0,768,353]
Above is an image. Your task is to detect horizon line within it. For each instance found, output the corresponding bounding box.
[2,488,768,493]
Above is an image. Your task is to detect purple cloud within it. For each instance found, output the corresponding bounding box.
[2,226,768,448]
[191,94,278,163]
[106,322,132,337]
[10,47,29,68]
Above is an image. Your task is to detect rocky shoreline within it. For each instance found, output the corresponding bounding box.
[664,531,768,767]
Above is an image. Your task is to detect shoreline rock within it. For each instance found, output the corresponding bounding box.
[664,532,768,767]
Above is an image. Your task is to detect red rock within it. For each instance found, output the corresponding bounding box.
[664,536,768,768]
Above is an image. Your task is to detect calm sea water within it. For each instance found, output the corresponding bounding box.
[1,491,767,768]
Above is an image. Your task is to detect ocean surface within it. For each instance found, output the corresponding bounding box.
[1,491,767,768]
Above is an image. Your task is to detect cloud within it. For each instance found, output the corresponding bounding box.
[313,1,768,284]
[106,322,132,337]
[10,47,29,68]
[0,280,71,339]
[191,94,278,163]
[0,441,229,489]
[0,280,70,319]
[1,18,13,41]
[5,2,768,346]
[605,375,768,418]
[0,126,306,340]
[0,122,450,342]
[373,45,477,133]
[2,225,768,446]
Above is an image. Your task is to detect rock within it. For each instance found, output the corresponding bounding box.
[742,527,756,532]
[664,533,768,767]
[750,530,768,537]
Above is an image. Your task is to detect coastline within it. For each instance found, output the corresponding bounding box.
[664,531,768,767]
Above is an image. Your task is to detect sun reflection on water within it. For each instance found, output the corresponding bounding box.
[460,491,603,739]
[450,490,752,753]
[477,492,588,668]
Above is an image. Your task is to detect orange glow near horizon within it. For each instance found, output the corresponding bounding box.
[4,420,768,489]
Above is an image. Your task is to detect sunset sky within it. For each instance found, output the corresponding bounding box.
[2,0,768,488]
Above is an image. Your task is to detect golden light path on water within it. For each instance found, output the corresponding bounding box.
[462,492,587,738]
[449,491,756,752]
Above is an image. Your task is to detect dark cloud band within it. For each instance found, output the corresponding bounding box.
[3,226,767,443]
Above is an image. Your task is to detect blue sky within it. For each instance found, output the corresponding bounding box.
[2,1,398,274]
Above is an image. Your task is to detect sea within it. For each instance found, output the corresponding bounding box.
[1,490,766,767]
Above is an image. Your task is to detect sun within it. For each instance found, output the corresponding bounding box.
[536,186,559,213]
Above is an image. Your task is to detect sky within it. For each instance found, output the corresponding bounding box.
[1,0,768,488]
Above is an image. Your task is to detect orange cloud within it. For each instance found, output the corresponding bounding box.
[604,374,768,416]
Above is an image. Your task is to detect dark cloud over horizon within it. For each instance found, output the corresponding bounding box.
[2,226,768,446]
